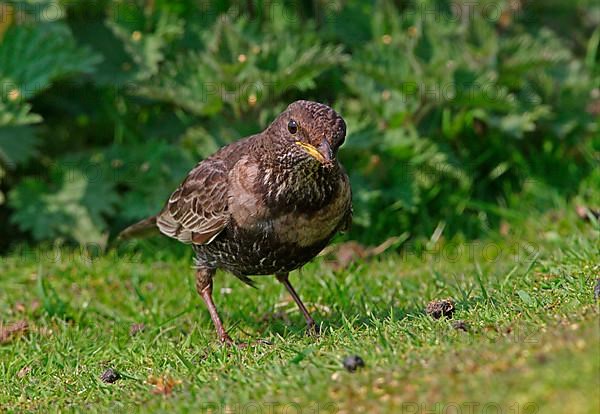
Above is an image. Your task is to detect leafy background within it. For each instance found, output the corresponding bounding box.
[0,0,598,252]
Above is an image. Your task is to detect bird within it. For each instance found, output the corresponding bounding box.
[119,100,352,346]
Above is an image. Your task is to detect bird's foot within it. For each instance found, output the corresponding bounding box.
[305,321,321,337]
[220,335,271,348]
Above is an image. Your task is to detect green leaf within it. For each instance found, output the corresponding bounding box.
[0,23,100,100]
[0,22,100,170]
[134,17,347,116]
[0,101,42,127]
[0,125,37,167]
[8,168,118,246]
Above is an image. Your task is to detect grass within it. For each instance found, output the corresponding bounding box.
[0,203,598,413]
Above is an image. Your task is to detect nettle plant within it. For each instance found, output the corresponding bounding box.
[0,0,597,249]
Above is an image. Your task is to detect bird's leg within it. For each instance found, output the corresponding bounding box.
[195,268,234,345]
[276,273,318,335]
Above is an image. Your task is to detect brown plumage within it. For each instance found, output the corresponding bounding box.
[120,100,352,345]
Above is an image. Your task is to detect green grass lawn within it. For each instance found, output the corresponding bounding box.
[1,205,598,413]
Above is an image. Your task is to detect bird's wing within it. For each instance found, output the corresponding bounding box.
[156,159,230,245]
[338,171,353,233]
[339,204,353,233]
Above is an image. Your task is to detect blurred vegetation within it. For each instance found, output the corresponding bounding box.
[0,0,598,251]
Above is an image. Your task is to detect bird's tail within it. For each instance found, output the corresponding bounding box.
[118,215,159,240]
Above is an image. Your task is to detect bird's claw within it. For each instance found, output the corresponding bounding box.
[220,335,272,348]
[305,322,321,337]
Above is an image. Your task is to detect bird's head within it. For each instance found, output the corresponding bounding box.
[267,100,346,169]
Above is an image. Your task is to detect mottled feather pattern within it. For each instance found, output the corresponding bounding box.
[124,100,352,286]
[156,159,230,244]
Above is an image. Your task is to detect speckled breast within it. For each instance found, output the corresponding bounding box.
[193,170,351,276]
[193,223,337,276]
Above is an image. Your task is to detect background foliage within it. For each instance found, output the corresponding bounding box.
[0,0,598,251]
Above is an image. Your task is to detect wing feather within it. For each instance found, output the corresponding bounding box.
[156,159,230,245]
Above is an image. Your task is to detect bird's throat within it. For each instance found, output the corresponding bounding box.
[262,163,340,212]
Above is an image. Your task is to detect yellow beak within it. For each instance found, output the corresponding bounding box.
[295,141,326,163]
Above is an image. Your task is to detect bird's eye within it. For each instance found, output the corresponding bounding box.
[287,119,298,134]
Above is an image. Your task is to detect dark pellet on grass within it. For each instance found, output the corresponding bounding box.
[100,368,121,384]
[536,353,549,364]
[426,299,455,319]
[594,279,600,300]
[343,355,365,372]
[452,320,469,331]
